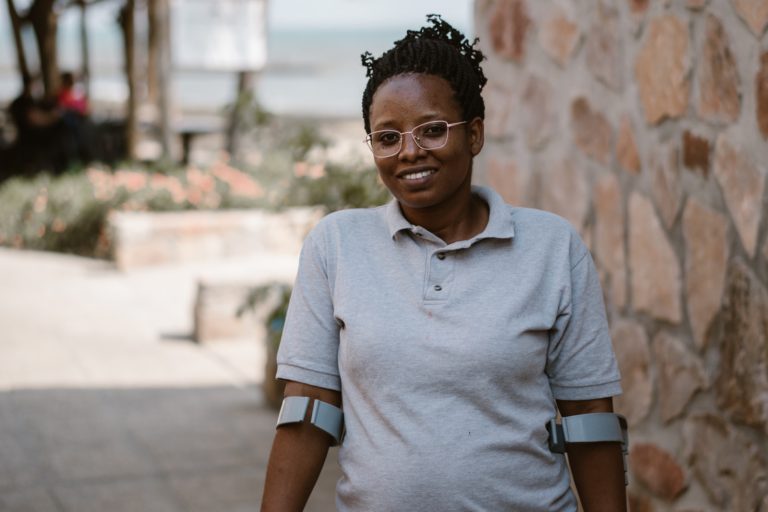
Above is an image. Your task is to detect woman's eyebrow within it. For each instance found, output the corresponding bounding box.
[371,112,447,131]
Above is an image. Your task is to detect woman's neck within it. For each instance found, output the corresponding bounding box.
[400,191,489,245]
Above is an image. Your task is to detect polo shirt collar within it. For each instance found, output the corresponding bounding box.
[385,185,515,242]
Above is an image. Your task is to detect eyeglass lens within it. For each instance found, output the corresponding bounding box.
[368,121,451,157]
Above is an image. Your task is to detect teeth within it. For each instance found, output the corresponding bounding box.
[402,170,435,180]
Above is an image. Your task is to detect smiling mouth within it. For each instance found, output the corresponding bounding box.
[401,169,436,180]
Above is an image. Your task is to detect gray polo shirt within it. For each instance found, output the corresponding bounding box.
[277,185,621,511]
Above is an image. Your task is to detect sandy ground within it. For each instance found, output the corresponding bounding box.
[0,248,342,511]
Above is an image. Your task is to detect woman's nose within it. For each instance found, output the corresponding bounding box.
[398,132,424,160]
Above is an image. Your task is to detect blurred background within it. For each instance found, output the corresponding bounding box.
[1,1,767,511]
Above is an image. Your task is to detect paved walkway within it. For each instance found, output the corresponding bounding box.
[0,248,340,512]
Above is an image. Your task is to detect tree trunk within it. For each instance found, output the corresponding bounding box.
[5,0,31,87]
[78,0,91,98]
[226,71,255,160]
[28,0,60,97]
[119,0,137,159]
[155,0,173,159]
[146,0,159,104]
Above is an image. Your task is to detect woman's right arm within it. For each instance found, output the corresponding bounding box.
[261,380,343,512]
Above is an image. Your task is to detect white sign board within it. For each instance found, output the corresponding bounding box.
[171,0,267,71]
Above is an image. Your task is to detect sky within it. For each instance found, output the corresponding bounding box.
[267,0,472,32]
[0,0,473,61]
[1,0,472,30]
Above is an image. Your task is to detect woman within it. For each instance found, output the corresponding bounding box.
[261,15,626,511]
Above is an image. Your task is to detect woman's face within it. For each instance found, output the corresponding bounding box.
[367,73,484,213]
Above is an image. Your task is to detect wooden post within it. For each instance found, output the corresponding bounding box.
[155,0,173,160]
[28,0,60,96]
[146,0,159,104]
[5,0,31,86]
[119,0,137,159]
[78,0,90,98]
[226,70,255,160]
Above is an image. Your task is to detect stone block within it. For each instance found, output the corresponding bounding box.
[683,414,768,510]
[520,74,555,150]
[488,0,530,62]
[628,0,650,14]
[486,155,533,207]
[683,199,728,349]
[483,83,516,139]
[713,134,766,257]
[571,97,614,165]
[635,15,689,124]
[539,155,589,232]
[653,331,708,422]
[650,144,683,229]
[538,8,580,67]
[629,443,687,501]
[731,0,768,37]
[629,193,682,323]
[696,14,741,124]
[593,173,627,309]
[687,0,708,8]
[716,259,768,435]
[585,6,623,91]
[611,319,652,426]
[617,115,641,175]
[682,131,710,176]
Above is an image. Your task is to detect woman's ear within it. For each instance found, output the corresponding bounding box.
[468,117,484,156]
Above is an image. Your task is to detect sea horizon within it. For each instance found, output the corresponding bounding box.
[0,26,454,119]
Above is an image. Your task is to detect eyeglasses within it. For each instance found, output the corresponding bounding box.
[364,120,467,158]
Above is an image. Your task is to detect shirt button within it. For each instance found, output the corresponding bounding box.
[437,253,446,260]
[434,285,442,291]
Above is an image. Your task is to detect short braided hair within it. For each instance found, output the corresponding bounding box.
[361,14,487,133]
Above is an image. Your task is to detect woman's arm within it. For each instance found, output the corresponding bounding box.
[261,381,342,512]
[556,397,627,512]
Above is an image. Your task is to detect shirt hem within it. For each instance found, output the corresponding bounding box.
[276,363,342,391]
[550,379,622,401]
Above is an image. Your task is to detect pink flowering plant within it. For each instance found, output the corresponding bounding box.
[0,156,270,257]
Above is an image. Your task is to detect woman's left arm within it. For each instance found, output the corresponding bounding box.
[556,397,627,512]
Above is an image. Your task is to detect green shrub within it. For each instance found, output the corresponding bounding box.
[281,162,390,213]
[0,173,123,257]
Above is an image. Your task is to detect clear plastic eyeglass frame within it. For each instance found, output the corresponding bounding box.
[364,120,467,158]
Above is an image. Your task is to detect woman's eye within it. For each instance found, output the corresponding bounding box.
[377,132,400,145]
[421,123,447,137]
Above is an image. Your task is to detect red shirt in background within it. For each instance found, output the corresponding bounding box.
[57,87,88,116]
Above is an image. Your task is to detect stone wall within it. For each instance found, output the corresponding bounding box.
[474,1,767,510]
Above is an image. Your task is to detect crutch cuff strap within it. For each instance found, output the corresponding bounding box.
[276,396,345,445]
[547,412,628,453]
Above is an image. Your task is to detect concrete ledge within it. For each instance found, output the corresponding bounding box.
[108,208,323,270]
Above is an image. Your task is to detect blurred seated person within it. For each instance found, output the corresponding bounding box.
[57,72,89,118]
[9,77,61,136]
[56,71,92,164]
[7,77,72,173]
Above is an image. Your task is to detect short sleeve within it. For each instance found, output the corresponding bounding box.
[546,247,622,401]
[276,229,341,391]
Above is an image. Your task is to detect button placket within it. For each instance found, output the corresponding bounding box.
[424,249,454,302]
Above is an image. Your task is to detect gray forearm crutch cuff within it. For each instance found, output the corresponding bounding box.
[276,396,345,446]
